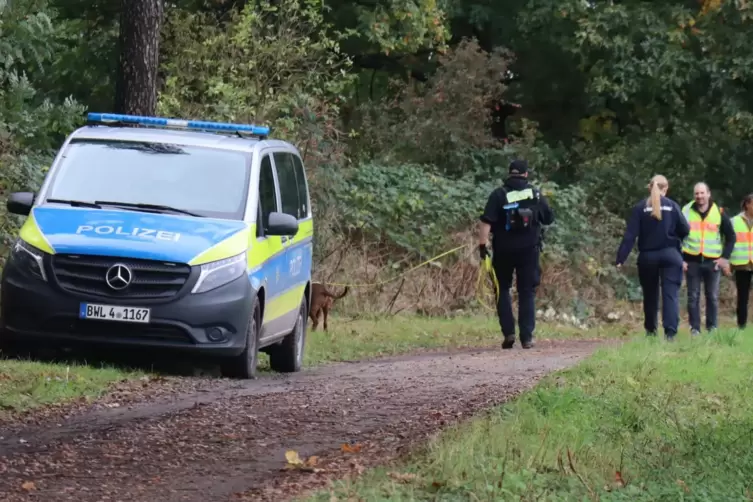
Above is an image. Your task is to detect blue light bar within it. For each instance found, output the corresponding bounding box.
[86,112,270,137]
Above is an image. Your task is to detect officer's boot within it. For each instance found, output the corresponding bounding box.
[502,335,515,349]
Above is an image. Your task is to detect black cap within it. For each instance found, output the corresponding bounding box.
[509,159,528,175]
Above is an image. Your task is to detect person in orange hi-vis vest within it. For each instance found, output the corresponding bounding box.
[681,182,736,336]
[729,193,753,329]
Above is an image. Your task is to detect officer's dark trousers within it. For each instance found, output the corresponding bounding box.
[493,247,540,343]
[637,248,683,337]
[734,269,753,328]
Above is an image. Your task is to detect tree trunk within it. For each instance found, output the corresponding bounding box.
[114,0,164,116]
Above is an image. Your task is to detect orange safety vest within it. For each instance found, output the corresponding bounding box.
[681,202,723,258]
[731,213,753,266]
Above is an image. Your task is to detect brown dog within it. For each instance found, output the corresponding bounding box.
[309,282,349,331]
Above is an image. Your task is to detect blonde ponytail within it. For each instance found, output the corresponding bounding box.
[647,175,669,221]
[650,183,662,220]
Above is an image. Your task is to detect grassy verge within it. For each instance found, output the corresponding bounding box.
[0,314,621,418]
[297,314,624,365]
[309,328,753,501]
[0,358,143,416]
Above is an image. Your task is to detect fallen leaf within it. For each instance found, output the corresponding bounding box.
[388,471,418,483]
[285,450,303,466]
[341,442,362,453]
[21,481,36,491]
[677,479,690,493]
[614,471,625,488]
[283,449,323,473]
[349,460,365,475]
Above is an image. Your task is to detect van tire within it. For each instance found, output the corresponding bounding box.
[221,296,260,379]
[269,298,307,373]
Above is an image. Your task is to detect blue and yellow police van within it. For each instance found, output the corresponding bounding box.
[0,113,314,379]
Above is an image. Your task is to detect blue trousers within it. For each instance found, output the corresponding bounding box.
[493,247,540,343]
[686,260,721,332]
[637,248,683,337]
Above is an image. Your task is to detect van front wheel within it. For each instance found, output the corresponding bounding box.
[221,296,260,379]
[269,298,307,373]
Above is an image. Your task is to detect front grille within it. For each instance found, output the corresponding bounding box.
[51,254,192,299]
[42,317,193,343]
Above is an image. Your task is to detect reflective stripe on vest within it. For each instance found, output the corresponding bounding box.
[682,202,722,258]
[506,188,535,203]
[731,214,753,265]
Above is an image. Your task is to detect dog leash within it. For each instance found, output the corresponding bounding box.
[316,244,500,313]
[317,244,468,288]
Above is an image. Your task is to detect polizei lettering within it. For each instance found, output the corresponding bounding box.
[75,225,181,242]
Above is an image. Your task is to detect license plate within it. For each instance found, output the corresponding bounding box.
[79,303,151,323]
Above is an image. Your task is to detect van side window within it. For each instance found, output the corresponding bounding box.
[273,152,301,219]
[292,155,309,218]
[258,155,278,237]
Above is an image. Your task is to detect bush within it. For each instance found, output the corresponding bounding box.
[349,38,512,175]
[0,1,85,256]
[323,162,495,257]
[158,0,355,171]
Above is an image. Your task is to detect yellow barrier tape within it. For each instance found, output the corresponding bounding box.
[319,244,501,314]
[320,244,468,288]
[475,255,500,313]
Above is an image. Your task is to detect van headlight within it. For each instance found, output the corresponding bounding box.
[191,252,247,294]
[11,239,47,281]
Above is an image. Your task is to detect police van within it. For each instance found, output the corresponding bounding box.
[0,113,314,379]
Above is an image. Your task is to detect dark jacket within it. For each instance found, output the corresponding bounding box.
[616,195,690,266]
[480,176,555,252]
[680,200,736,262]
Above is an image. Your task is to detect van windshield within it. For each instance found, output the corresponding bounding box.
[46,139,251,220]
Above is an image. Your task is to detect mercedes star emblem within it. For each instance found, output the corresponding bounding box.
[105,263,133,290]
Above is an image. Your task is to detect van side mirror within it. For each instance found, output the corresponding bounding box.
[7,192,35,216]
[266,212,299,236]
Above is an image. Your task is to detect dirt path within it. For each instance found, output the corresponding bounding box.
[0,339,608,502]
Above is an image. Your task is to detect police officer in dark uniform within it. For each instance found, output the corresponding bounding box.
[615,175,690,340]
[478,159,555,349]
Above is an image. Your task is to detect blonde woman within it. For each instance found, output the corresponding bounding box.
[615,175,690,340]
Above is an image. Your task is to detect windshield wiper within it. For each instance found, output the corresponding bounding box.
[94,201,202,217]
[46,198,102,209]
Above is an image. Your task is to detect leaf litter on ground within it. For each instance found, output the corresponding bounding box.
[285,450,324,473]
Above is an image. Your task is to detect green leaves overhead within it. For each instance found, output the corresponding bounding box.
[356,0,449,55]
[328,0,450,57]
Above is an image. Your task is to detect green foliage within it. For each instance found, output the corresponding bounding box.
[327,0,450,57]
[158,0,355,170]
[0,1,83,151]
[324,161,495,256]
[0,0,85,251]
[350,38,510,175]
[513,0,753,206]
[310,330,753,500]
[38,0,120,111]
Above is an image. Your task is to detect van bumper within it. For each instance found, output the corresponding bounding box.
[0,263,254,357]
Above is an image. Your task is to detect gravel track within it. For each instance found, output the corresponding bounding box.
[0,339,608,501]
